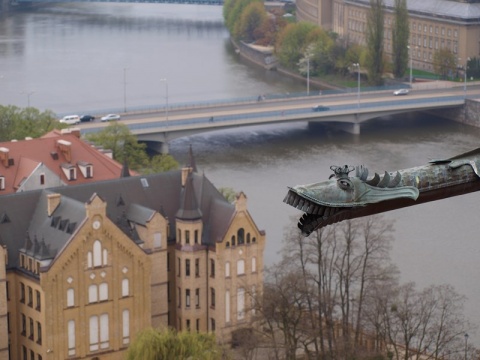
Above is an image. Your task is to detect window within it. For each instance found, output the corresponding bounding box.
[237,259,245,275]
[177,229,181,243]
[167,253,170,271]
[99,283,108,301]
[37,321,42,344]
[0,176,4,190]
[93,241,102,267]
[68,320,75,355]
[247,233,251,244]
[211,318,216,332]
[29,317,34,340]
[186,289,191,308]
[210,288,215,308]
[196,319,200,332]
[429,25,433,33]
[67,288,75,307]
[89,285,98,303]
[21,314,26,336]
[177,258,181,277]
[122,279,129,297]
[454,29,458,38]
[252,257,257,273]
[448,29,451,37]
[20,282,25,303]
[225,262,230,277]
[210,259,215,278]
[100,314,109,349]
[153,232,162,248]
[5,281,9,300]
[40,174,45,185]
[87,251,93,268]
[90,314,109,351]
[231,235,236,246]
[237,228,245,245]
[28,286,33,307]
[178,288,181,308]
[251,285,256,315]
[186,259,190,277]
[195,258,200,277]
[122,310,130,345]
[194,230,199,244]
[36,290,41,311]
[237,287,245,320]
[185,230,190,244]
[195,288,200,308]
[186,319,191,331]
[225,290,230,323]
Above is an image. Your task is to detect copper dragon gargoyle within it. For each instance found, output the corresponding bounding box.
[284,148,480,236]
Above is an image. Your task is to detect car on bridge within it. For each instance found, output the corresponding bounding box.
[312,105,330,112]
[59,115,80,125]
[393,88,409,96]
[80,114,95,122]
[101,114,121,122]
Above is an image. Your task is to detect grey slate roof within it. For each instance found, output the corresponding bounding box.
[0,170,235,270]
[347,0,480,21]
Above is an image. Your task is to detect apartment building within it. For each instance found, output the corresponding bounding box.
[297,0,480,73]
[0,157,265,359]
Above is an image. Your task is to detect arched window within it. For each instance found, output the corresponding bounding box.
[231,235,236,246]
[87,251,93,269]
[225,262,230,277]
[102,249,108,266]
[237,259,245,275]
[99,283,108,301]
[237,288,245,320]
[252,257,257,273]
[247,233,251,244]
[225,290,230,323]
[93,241,102,267]
[89,316,99,351]
[122,279,129,297]
[237,228,245,245]
[68,320,76,356]
[67,288,75,307]
[226,242,230,248]
[99,313,109,349]
[89,285,98,303]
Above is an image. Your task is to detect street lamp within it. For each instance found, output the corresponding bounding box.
[353,63,360,108]
[464,333,468,360]
[307,56,310,96]
[123,68,128,113]
[408,45,413,86]
[464,57,470,98]
[22,91,34,107]
[160,78,169,125]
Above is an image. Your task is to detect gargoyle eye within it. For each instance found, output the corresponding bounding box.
[338,179,352,190]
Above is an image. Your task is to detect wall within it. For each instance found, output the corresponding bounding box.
[428,100,480,128]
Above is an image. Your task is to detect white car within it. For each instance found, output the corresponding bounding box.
[101,114,121,122]
[393,88,409,96]
[59,115,80,125]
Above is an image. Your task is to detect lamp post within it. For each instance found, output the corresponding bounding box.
[464,333,468,360]
[408,45,413,86]
[307,56,310,96]
[353,63,360,108]
[22,91,34,107]
[123,68,127,113]
[464,58,470,98]
[160,78,169,125]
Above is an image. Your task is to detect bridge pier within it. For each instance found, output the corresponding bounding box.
[331,122,360,135]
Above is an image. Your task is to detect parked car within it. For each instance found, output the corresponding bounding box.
[312,105,330,112]
[80,114,95,122]
[101,114,121,122]
[59,115,80,125]
[393,88,409,96]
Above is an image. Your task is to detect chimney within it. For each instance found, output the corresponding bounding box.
[0,147,10,167]
[57,140,72,162]
[47,193,61,216]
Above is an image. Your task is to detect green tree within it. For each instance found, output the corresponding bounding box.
[275,22,317,69]
[218,187,236,203]
[365,0,385,85]
[86,122,178,173]
[0,105,61,141]
[126,327,225,360]
[224,0,259,37]
[391,0,409,79]
[235,2,268,43]
[433,48,456,79]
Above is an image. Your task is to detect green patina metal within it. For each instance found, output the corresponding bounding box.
[284,148,480,236]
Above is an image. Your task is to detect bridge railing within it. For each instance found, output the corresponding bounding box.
[60,82,463,119]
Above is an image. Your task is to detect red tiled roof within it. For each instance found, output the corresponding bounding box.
[0,129,135,194]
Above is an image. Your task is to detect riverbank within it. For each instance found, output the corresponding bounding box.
[230,38,343,91]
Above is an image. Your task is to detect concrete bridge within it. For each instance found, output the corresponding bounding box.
[13,0,222,5]
[79,93,467,153]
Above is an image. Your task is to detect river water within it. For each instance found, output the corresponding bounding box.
[1,2,480,345]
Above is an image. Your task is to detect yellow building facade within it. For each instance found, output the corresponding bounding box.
[0,165,265,359]
[297,0,480,73]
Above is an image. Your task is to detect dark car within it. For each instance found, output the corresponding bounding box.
[312,105,330,112]
[80,115,95,122]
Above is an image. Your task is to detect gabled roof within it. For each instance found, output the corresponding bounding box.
[0,129,136,195]
[0,169,238,269]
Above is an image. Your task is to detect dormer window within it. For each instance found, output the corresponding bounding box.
[40,174,45,185]
[77,161,93,179]
[61,164,76,181]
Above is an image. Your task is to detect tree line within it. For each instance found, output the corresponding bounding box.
[234,216,474,360]
[223,0,478,85]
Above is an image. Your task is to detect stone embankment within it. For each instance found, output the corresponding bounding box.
[230,38,342,90]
